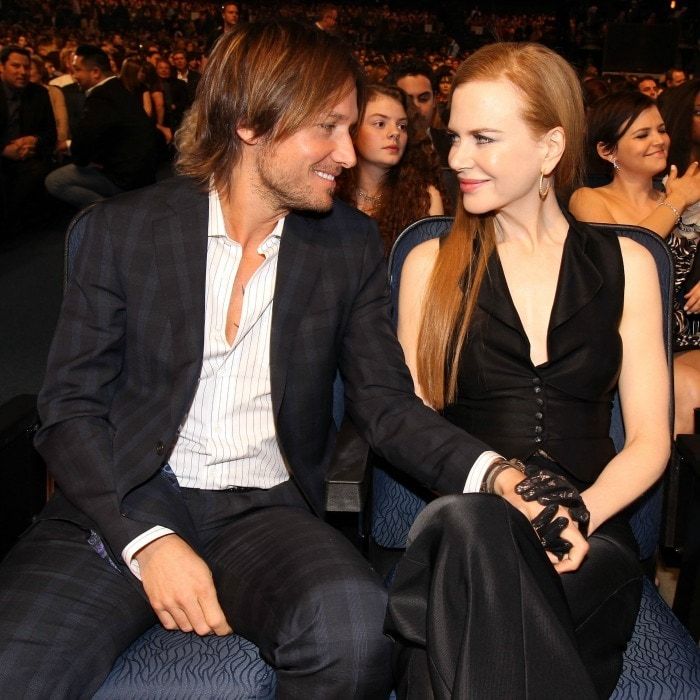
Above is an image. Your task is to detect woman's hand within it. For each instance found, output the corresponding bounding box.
[684,280,700,314]
[494,467,589,573]
[665,162,700,212]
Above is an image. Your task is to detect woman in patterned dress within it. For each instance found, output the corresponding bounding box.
[570,90,700,435]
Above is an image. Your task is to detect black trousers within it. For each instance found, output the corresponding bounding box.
[385,494,642,700]
[0,480,392,699]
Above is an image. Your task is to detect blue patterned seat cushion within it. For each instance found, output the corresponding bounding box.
[93,626,276,699]
[611,578,700,698]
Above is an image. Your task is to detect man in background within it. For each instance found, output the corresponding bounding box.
[44,44,156,209]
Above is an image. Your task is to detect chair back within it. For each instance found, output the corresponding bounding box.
[373,217,674,561]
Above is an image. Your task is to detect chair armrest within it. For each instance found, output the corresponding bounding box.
[324,418,370,513]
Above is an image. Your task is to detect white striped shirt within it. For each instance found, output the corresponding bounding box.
[169,190,289,489]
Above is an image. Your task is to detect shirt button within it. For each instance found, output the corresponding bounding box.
[534,436,543,444]
[534,425,543,434]
[534,386,542,394]
[532,377,541,385]
[535,412,543,420]
[536,398,544,406]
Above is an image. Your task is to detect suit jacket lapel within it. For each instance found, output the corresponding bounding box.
[153,184,208,386]
[270,212,323,418]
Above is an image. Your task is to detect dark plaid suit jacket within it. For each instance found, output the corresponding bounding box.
[35,176,488,562]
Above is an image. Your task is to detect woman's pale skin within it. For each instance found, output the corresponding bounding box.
[399,79,670,573]
[569,105,700,434]
[353,94,443,216]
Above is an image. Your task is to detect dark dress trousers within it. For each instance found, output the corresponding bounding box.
[0,177,489,698]
[71,76,157,190]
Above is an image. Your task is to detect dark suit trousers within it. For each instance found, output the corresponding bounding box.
[385,494,642,700]
[0,480,392,699]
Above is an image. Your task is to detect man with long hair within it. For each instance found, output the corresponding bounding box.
[0,21,511,698]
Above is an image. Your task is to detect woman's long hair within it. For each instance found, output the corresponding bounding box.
[417,43,585,409]
[336,84,446,255]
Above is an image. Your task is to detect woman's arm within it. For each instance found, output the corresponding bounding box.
[396,238,440,403]
[142,90,153,118]
[581,237,671,534]
[151,89,165,127]
[568,187,616,224]
[427,185,444,216]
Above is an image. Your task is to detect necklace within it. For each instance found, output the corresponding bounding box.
[356,188,383,206]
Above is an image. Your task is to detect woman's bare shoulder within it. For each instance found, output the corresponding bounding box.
[569,186,616,224]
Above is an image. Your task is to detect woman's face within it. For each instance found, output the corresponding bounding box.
[29,62,42,84]
[610,106,669,176]
[354,94,408,170]
[448,79,552,216]
[438,74,452,96]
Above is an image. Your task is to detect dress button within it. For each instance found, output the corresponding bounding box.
[155,440,165,456]
[534,425,543,434]
[534,386,542,394]
[536,398,544,406]
[532,377,541,385]
[534,436,543,444]
[535,412,543,420]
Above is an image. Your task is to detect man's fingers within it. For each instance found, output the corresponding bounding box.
[199,586,233,636]
[156,608,180,631]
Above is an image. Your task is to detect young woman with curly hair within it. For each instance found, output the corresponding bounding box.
[336,84,445,255]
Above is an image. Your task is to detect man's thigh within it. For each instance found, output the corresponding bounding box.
[0,519,155,700]
[202,503,391,698]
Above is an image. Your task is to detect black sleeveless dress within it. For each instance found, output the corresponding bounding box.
[386,220,643,700]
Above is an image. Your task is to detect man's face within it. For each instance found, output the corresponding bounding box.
[222,3,239,29]
[396,74,435,123]
[320,10,338,31]
[669,70,686,88]
[172,52,187,72]
[71,55,99,91]
[147,52,161,67]
[252,87,358,214]
[156,60,171,80]
[1,52,30,90]
[638,79,658,100]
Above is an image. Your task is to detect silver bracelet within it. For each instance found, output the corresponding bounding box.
[658,197,682,224]
[481,457,526,494]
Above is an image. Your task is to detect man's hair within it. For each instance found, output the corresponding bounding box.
[176,20,365,193]
[666,67,685,82]
[389,59,435,91]
[0,45,30,65]
[75,45,111,75]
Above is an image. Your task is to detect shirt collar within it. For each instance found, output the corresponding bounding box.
[85,74,117,97]
[208,189,284,256]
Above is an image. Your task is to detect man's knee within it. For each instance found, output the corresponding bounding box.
[277,572,391,695]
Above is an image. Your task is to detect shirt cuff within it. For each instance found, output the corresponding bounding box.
[122,526,175,580]
[463,451,504,493]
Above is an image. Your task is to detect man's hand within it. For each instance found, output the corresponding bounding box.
[135,534,233,636]
[2,136,37,160]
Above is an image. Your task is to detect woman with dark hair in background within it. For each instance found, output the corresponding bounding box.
[570,90,700,435]
[336,84,444,255]
[433,64,454,125]
[387,42,669,698]
[119,56,154,118]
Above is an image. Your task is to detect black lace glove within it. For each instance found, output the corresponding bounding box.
[530,504,571,560]
[515,466,590,537]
